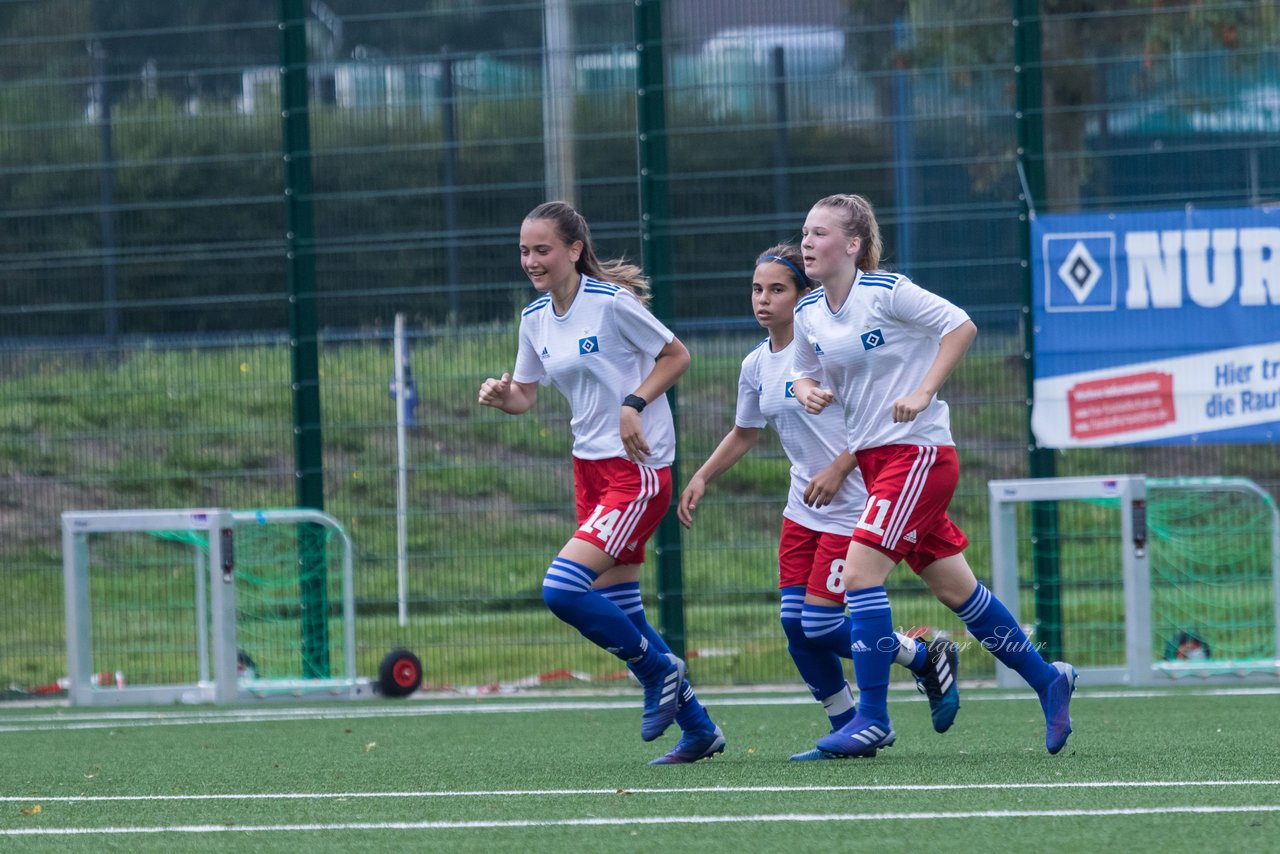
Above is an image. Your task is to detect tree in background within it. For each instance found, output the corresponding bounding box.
[842,0,1280,209]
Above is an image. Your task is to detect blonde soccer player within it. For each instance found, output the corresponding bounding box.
[791,194,1077,758]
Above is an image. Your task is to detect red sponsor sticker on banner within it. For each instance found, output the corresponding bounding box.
[1068,371,1176,439]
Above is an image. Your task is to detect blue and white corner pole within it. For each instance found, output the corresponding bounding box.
[390,313,414,626]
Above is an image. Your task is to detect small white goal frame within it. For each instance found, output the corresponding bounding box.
[61,508,368,706]
[987,475,1280,687]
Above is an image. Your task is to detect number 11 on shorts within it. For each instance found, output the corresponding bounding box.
[856,494,891,537]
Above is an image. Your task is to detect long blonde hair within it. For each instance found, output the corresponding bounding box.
[812,193,883,273]
[524,201,652,305]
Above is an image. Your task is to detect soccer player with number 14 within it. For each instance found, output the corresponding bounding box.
[478,201,724,765]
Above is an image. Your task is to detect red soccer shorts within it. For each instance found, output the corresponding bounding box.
[572,456,672,563]
[778,517,851,604]
[851,444,969,573]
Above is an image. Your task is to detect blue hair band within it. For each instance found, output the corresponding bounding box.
[762,255,810,288]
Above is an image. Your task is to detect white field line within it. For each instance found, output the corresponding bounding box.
[1,685,1277,733]
[4,805,1280,836]
[2,779,1280,803]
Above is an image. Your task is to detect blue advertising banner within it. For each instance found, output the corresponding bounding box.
[1030,206,1280,447]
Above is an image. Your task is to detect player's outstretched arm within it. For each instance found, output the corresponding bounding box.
[677,426,761,528]
[477,372,538,414]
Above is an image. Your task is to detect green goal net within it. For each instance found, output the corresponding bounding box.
[1144,478,1280,674]
[988,475,1279,686]
[152,510,350,685]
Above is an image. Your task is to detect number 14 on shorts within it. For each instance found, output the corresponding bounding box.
[580,504,622,539]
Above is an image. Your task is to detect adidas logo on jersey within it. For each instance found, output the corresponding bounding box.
[540,347,550,359]
[814,342,825,355]
[851,640,871,653]
[903,529,918,544]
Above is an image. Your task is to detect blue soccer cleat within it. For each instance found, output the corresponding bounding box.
[788,747,842,761]
[915,637,960,733]
[1040,660,1077,755]
[814,716,897,758]
[640,654,686,742]
[649,723,725,765]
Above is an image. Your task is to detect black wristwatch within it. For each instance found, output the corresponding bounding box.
[622,394,647,413]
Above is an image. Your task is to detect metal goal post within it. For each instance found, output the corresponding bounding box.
[61,507,365,706]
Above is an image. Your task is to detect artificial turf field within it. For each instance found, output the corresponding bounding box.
[1,684,1278,852]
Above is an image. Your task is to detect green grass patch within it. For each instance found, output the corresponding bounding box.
[0,687,1276,852]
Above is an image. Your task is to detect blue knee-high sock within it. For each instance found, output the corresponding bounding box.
[802,598,926,674]
[782,587,855,730]
[598,581,712,731]
[800,599,851,657]
[954,582,1057,693]
[846,586,894,725]
[542,558,665,677]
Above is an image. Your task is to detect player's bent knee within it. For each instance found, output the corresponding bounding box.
[542,570,589,617]
[780,614,808,645]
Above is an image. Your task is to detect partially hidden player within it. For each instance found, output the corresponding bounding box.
[677,243,961,760]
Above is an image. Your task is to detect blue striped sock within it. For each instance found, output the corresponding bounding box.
[779,587,848,716]
[846,586,894,725]
[541,558,653,666]
[954,582,1057,693]
[801,599,852,658]
[800,599,923,673]
[598,581,712,732]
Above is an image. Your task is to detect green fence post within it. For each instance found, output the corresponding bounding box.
[280,0,329,678]
[635,0,685,658]
[1014,0,1062,662]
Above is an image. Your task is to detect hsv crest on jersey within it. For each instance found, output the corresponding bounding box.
[784,380,795,399]
[578,336,600,356]
[861,328,885,350]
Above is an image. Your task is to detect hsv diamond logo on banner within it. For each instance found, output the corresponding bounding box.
[1031,206,1280,447]
[1043,233,1117,312]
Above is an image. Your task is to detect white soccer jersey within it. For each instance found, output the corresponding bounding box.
[736,337,868,534]
[512,274,676,467]
[792,271,971,452]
